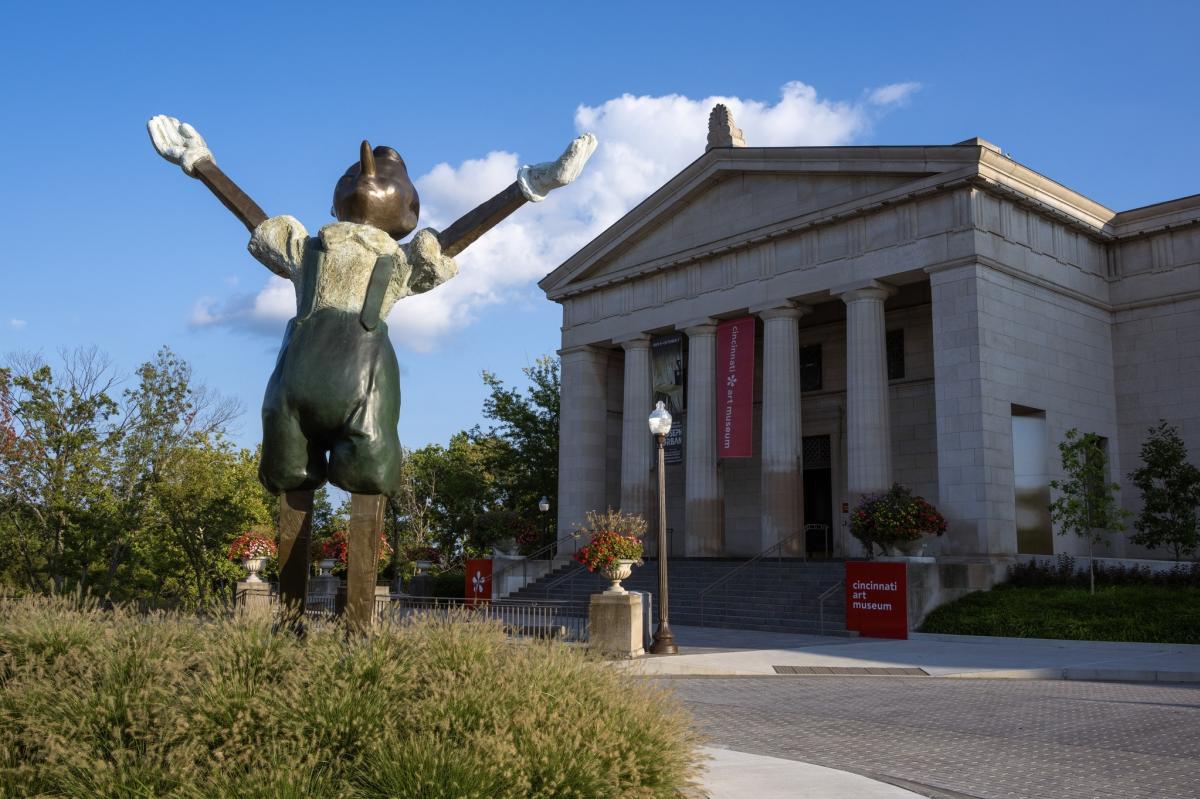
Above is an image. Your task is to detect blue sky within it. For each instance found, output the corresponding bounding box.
[2,0,1198,451]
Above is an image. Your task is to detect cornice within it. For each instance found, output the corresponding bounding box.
[541,143,1198,303]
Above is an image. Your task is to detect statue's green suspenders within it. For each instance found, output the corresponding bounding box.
[360,254,394,331]
[294,243,392,332]
[295,241,324,322]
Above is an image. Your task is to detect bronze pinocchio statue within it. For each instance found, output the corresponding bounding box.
[147,115,596,629]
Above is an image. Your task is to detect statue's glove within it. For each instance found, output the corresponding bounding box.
[147,114,215,176]
[517,132,598,202]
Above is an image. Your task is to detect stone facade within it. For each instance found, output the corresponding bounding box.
[541,124,1200,564]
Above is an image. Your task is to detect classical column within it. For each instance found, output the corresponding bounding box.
[683,321,723,556]
[757,304,808,552]
[557,345,610,556]
[619,336,654,532]
[837,283,895,499]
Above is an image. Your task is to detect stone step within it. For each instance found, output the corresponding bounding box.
[504,558,851,635]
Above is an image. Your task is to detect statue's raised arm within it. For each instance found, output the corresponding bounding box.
[437,132,597,257]
[147,115,268,232]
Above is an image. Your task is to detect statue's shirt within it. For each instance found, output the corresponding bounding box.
[247,216,457,319]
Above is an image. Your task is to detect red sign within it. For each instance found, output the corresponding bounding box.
[465,558,492,605]
[716,316,755,458]
[845,562,908,639]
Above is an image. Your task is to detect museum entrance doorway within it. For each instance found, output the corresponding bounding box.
[802,435,834,558]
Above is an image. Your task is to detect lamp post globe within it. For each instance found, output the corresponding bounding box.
[648,400,677,654]
[538,496,550,513]
[648,400,673,436]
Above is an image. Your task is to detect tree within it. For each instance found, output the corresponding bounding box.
[1129,420,1200,562]
[1049,429,1131,594]
[104,347,240,598]
[392,433,498,562]
[474,356,559,538]
[138,440,269,606]
[0,347,242,601]
[0,349,123,594]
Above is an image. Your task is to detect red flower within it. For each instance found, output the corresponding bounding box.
[229,532,276,561]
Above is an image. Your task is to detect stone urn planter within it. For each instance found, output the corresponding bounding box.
[242,556,268,583]
[317,558,337,576]
[601,559,637,595]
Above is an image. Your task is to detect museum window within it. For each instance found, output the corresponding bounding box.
[1085,436,1111,527]
[886,329,904,380]
[800,344,822,392]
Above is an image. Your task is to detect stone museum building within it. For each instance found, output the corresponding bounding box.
[540,108,1200,566]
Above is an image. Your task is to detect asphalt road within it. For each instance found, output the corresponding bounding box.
[664,676,1200,799]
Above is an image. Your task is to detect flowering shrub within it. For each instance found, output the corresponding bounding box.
[316,530,392,570]
[228,532,276,561]
[573,508,647,572]
[850,483,946,557]
[406,546,441,564]
[515,525,541,554]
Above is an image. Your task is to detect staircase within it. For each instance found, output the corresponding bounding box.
[504,558,848,635]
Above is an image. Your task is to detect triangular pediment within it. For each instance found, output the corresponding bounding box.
[595,170,925,279]
[540,145,979,298]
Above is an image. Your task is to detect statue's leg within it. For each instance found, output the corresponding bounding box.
[278,489,314,625]
[346,493,385,633]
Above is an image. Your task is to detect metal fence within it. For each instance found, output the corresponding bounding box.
[233,586,591,643]
[374,595,589,642]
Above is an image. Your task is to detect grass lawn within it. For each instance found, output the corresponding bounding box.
[919,584,1200,644]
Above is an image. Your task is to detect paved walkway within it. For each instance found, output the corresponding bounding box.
[630,625,1200,682]
[682,677,1200,799]
[700,746,923,798]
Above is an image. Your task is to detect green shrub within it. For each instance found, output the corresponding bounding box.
[919,583,1200,643]
[0,596,702,798]
[427,569,466,598]
[1007,554,1200,588]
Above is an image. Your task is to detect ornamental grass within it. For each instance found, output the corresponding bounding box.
[0,596,703,798]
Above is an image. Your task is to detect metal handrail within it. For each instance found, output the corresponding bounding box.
[489,529,582,591]
[818,580,843,635]
[697,527,808,624]
[537,560,587,596]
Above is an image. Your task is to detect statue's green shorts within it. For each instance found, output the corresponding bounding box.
[259,307,402,496]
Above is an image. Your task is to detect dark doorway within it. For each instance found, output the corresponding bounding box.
[802,435,834,558]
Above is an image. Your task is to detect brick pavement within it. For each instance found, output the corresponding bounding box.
[665,676,1200,799]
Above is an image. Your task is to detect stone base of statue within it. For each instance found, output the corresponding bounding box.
[589,591,644,659]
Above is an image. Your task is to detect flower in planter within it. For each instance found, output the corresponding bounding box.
[315,530,391,573]
[228,532,276,561]
[850,484,946,557]
[573,508,647,573]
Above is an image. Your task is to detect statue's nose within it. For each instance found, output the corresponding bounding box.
[360,140,375,177]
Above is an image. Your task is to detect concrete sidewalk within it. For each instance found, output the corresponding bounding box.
[631,625,1200,682]
[700,747,924,798]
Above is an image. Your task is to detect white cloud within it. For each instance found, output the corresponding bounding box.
[8,319,26,330]
[193,80,917,351]
[867,82,922,107]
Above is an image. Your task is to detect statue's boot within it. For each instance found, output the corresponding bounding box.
[346,493,386,633]
[278,489,314,631]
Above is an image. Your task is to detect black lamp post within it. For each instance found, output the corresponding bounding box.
[648,401,677,654]
[538,495,550,546]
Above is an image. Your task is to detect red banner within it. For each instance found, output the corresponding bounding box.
[465,558,492,605]
[717,316,755,458]
[845,562,908,639]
